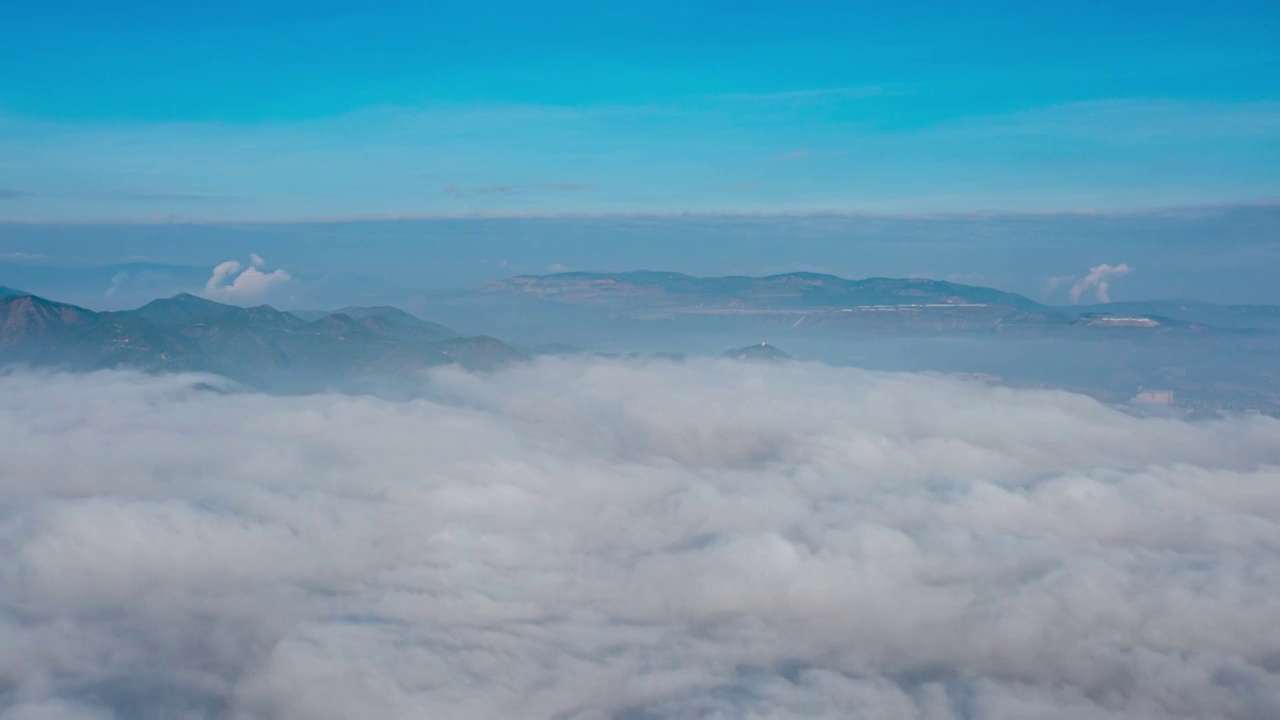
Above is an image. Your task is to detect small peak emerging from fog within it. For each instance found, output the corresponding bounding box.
[723,342,792,363]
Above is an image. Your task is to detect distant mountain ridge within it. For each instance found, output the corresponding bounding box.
[1064,300,1280,331]
[484,271,1045,310]
[4,272,1280,392]
[472,270,1278,333]
[0,292,519,389]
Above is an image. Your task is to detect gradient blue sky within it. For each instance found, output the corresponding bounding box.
[3,0,1279,220]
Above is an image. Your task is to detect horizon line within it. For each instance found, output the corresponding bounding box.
[3,271,1272,313]
[3,198,1279,227]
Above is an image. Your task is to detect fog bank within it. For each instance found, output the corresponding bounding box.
[1,359,1279,719]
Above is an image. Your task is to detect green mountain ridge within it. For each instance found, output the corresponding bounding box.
[0,292,519,389]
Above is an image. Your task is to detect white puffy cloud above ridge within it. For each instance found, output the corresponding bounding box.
[203,253,291,302]
[1,359,1279,719]
[1070,262,1133,304]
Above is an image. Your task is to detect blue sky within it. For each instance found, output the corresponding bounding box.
[2,0,1279,220]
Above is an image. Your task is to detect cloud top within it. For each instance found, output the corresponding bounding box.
[1070,262,1132,303]
[203,254,291,301]
[1,359,1278,718]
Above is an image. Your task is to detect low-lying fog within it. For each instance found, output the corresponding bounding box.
[2,358,1279,719]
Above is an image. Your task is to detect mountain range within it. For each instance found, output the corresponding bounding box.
[0,290,520,390]
[3,271,1280,395]
[469,271,1280,333]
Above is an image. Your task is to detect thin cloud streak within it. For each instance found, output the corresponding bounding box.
[7,197,1280,227]
[121,191,252,203]
[443,182,596,198]
[3,98,1279,221]
[712,85,899,101]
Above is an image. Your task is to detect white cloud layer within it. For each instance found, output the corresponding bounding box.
[204,255,291,301]
[1,359,1279,719]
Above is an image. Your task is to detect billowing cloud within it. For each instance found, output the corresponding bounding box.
[0,359,1278,719]
[1069,263,1132,303]
[203,255,291,302]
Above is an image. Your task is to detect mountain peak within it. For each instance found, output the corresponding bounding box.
[331,306,459,340]
[309,312,368,336]
[0,294,98,341]
[133,293,246,326]
[168,292,224,305]
[723,342,792,363]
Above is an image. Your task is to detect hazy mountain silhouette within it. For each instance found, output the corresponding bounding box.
[469,271,1263,333]
[0,292,518,389]
[723,342,793,362]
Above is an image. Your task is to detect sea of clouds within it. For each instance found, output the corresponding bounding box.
[1,358,1279,719]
